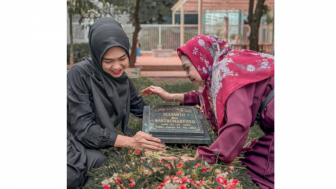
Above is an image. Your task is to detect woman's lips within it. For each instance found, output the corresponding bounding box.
[190,79,195,82]
[111,69,122,75]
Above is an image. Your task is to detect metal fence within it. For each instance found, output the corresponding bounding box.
[70,23,273,52]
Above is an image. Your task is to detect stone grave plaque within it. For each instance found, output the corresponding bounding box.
[142,105,211,144]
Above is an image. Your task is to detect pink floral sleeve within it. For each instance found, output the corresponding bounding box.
[183,91,200,105]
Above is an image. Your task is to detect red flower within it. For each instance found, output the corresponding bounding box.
[195,163,203,167]
[116,178,122,184]
[102,185,110,189]
[201,167,207,172]
[150,163,154,166]
[208,168,212,171]
[232,179,238,184]
[171,175,176,179]
[218,187,223,189]
[160,159,164,163]
[129,178,134,182]
[163,151,166,154]
[156,161,160,164]
[178,185,187,189]
[228,167,232,171]
[155,185,159,188]
[160,182,165,187]
[128,150,132,153]
[190,179,195,185]
[199,181,204,185]
[181,177,190,183]
[177,163,183,168]
[176,171,182,175]
[135,150,140,154]
[165,164,171,169]
[129,183,135,187]
[216,176,226,185]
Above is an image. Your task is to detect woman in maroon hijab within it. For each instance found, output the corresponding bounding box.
[142,35,274,189]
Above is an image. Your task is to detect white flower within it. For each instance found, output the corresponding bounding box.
[198,65,201,71]
[198,39,205,47]
[193,47,198,55]
[246,64,255,72]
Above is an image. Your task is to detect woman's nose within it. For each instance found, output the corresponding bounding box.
[112,64,121,69]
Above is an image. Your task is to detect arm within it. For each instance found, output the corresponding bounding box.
[197,86,253,164]
[67,67,118,149]
[141,86,200,105]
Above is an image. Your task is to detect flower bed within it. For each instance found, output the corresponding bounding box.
[82,77,265,189]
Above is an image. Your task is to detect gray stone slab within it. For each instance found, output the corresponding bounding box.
[142,105,211,144]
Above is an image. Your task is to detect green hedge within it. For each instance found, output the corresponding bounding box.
[67,43,90,64]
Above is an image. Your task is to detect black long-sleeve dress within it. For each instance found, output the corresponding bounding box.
[67,61,147,189]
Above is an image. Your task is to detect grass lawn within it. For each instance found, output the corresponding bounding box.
[83,77,265,189]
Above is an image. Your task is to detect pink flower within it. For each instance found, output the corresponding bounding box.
[201,167,207,172]
[178,185,187,189]
[218,187,223,189]
[129,178,134,182]
[171,175,176,179]
[160,159,164,163]
[228,167,232,171]
[173,177,181,183]
[155,185,159,188]
[129,182,135,187]
[164,178,171,184]
[190,179,195,185]
[135,150,140,154]
[176,171,182,175]
[102,185,110,189]
[165,164,171,169]
[216,176,226,185]
[177,163,183,168]
[199,181,204,185]
[160,182,165,187]
[116,178,122,184]
[181,177,190,183]
[195,163,203,167]
[150,163,154,166]
[232,179,238,184]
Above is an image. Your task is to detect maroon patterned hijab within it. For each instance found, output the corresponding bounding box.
[177,35,274,133]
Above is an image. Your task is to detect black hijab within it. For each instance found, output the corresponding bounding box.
[85,17,134,135]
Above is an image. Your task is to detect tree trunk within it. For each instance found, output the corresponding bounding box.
[68,13,74,68]
[248,0,265,52]
[129,0,141,68]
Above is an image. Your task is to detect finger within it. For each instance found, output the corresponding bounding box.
[142,144,162,151]
[161,156,177,161]
[144,134,161,143]
[142,139,162,149]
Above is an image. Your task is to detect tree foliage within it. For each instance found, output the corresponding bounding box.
[67,0,98,67]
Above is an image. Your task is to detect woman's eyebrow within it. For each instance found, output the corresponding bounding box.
[102,53,127,60]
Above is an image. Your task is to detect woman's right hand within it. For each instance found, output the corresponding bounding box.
[141,86,172,102]
[130,131,163,151]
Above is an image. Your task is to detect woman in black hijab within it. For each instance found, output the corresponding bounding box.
[67,17,163,189]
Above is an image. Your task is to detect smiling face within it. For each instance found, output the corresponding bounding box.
[181,55,203,87]
[102,47,129,78]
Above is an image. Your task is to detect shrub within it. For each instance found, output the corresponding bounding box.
[67,43,90,64]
